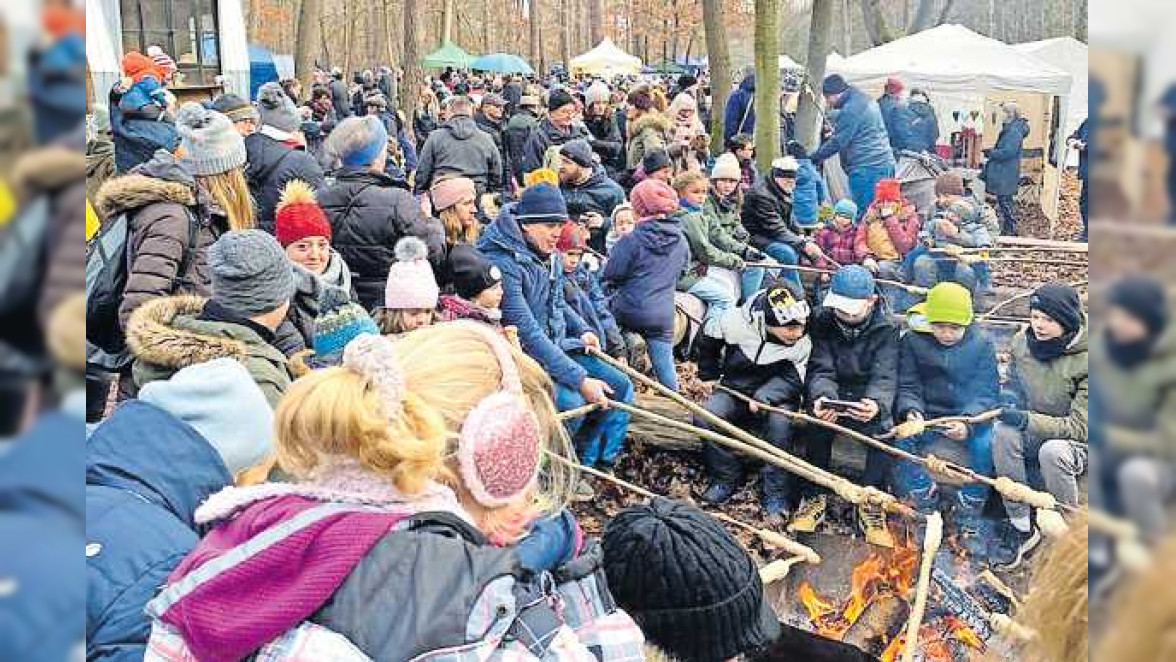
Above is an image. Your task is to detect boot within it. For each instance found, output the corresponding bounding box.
[990,521,1042,571]
[857,503,896,549]
[763,493,790,531]
[788,495,827,534]
[701,478,739,505]
[957,515,994,563]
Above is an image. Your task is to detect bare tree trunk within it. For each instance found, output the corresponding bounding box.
[588,0,605,46]
[442,0,455,45]
[754,0,782,173]
[797,0,833,150]
[702,0,732,153]
[483,0,493,51]
[1074,0,1086,40]
[383,0,397,65]
[858,0,896,45]
[529,0,541,67]
[342,2,355,79]
[295,0,323,87]
[403,0,423,141]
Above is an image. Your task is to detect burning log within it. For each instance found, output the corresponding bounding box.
[930,567,992,642]
[842,594,910,658]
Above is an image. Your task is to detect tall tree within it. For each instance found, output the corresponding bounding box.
[797,0,833,150]
[529,0,541,71]
[294,0,323,87]
[403,0,423,142]
[701,0,732,153]
[442,0,455,45]
[753,0,781,173]
[561,0,573,70]
[859,0,956,46]
[589,0,605,46]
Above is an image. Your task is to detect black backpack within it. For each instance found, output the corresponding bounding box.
[85,208,198,362]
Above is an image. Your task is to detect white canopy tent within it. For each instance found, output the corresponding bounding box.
[826,24,1074,220]
[570,38,642,77]
[1015,37,1089,138]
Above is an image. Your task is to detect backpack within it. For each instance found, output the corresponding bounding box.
[85,207,198,362]
[0,195,49,319]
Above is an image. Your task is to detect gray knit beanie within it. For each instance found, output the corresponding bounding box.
[175,102,247,176]
[208,230,296,316]
[256,82,301,133]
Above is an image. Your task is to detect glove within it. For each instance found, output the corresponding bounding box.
[999,408,1030,431]
[893,418,927,439]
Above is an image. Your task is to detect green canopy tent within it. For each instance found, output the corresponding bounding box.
[647,60,688,74]
[422,41,473,69]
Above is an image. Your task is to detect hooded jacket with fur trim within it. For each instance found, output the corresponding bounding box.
[625,112,673,171]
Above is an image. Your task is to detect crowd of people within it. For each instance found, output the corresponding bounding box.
[43,37,1112,661]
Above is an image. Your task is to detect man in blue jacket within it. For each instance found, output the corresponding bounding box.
[86,359,276,661]
[811,75,896,216]
[983,102,1030,236]
[723,71,756,143]
[478,183,634,486]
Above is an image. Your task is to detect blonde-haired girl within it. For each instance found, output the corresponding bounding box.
[144,324,643,661]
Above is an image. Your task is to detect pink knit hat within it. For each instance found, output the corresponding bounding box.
[430,176,477,213]
[384,237,440,310]
[630,179,679,220]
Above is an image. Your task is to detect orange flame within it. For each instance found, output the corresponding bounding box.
[796,545,920,640]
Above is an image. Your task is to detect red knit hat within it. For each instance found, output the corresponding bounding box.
[874,178,902,204]
[556,221,586,253]
[121,52,164,84]
[275,180,332,247]
[884,77,904,94]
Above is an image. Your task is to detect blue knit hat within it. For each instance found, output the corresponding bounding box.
[833,199,858,219]
[823,73,849,95]
[516,182,569,225]
[823,265,876,317]
[311,287,380,367]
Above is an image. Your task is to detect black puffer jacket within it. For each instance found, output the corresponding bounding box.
[244,133,326,233]
[504,109,540,184]
[807,304,900,428]
[319,167,445,310]
[741,176,806,252]
[520,117,589,176]
[473,112,509,192]
[584,111,625,178]
[414,115,503,197]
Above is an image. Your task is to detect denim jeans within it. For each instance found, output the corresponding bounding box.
[996,194,1018,236]
[740,267,766,304]
[762,242,802,288]
[892,424,995,514]
[698,390,797,508]
[688,276,738,332]
[646,338,678,390]
[554,354,635,466]
[848,164,896,218]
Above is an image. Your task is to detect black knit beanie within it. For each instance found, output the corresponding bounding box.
[1029,282,1084,334]
[548,88,575,112]
[602,498,780,662]
[1109,275,1169,338]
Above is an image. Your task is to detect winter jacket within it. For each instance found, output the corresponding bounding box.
[93,155,222,330]
[86,136,117,203]
[601,216,689,342]
[478,205,592,389]
[854,202,921,261]
[244,132,326,233]
[896,325,1000,420]
[791,158,828,226]
[521,117,590,176]
[564,266,623,353]
[807,304,900,427]
[0,413,85,662]
[414,109,440,152]
[696,290,810,404]
[319,166,446,310]
[904,100,940,153]
[29,33,86,145]
[125,295,292,408]
[561,166,626,222]
[723,75,756,142]
[474,111,510,191]
[301,104,338,166]
[584,110,625,177]
[814,222,864,266]
[329,78,352,119]
[625,112,673,171]
[86,401,233,662]
[1006,323,1088,443]
[983,116,1029,197]
[677,202,744,291]
[741,176,807,252]
[877,94,905,150]
[1071,119,1090,180]
[704,192,761,259]
[922,200,994,249]
[415,115,504,198]
[504,109,540,183]
[1091,326,1176,459]
[109,90,180,174]
[811,87,896,172]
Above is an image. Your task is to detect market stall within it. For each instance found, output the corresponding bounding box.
[570,38,642,77]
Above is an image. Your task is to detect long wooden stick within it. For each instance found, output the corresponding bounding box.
[967,257,1088,268]
[543,449,822,564]
[556,403,603,421]
[995,236,1088,252]
[743,261,928,295]
[877,410,1004,439]
[901,511,943,662]
[589,349,919,520]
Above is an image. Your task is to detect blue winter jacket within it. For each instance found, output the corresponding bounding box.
[877,94,905,150]
[1071,119,1090,180]
[86,402,234,662]
[0,413,85,662]
[812,87,896,172]
[602,215,690,342]
[723,75,756,142]
[895,326,1000,421]
[791,158,829,226]
[904,100,940,153]
[567,263,622,345]
[984,116,1030,197]
[478,205,592,389]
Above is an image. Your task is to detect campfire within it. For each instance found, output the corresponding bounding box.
[793,531,997,661]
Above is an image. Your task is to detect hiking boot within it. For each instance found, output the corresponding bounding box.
[857,503,896,549]
[763,494,789,530]
[788,495,827,534]
[991,523,1043,572]
[701,478,739,505]
[573,479,595,501]
[958,517,994,563]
